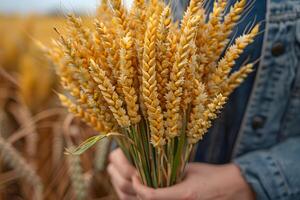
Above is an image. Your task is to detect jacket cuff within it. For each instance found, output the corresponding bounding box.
[234,151,289,200]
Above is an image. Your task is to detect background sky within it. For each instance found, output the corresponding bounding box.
[0,0,102,14]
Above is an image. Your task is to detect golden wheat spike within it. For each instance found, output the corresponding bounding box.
[67,14,90,44]
[187,80,207,141]
[95,21,120,73]
[208,24,259,95]
[147,0,164,20]
[181,0,203,30]
[120,34,141,124]
[129,0,147,56]
[97,0,109,13]
[182,41,198,111]
[221,63,253,96]
[167,31,179,70]
[157,6,172,47]
[56,35,90,88]
[89,59,131,127]
[156,6,172,108]
[165,16,200,138]
[58,94,105,132]
[223,0,247,36]
[188,94,227,144]
[197,0,227,79]
[94,21,117,78]
[206,0,227,48]
[57,28,119,123]
[94,22,122,95]
[130,0,146,22]
[61,77,117,131]
[214,0,247,58]
[141,14,165,147]
[110,0,128,32]
[196,0,246,70]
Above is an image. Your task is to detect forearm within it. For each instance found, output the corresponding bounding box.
[234,137,300,200]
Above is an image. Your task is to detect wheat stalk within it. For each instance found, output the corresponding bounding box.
[67,147,87,200]
[0,136,43,200]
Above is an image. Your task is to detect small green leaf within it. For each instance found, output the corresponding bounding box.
[65,135,106,155]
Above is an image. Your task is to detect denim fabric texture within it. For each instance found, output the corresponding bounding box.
[170,0,300,199]
[233,1,300,199]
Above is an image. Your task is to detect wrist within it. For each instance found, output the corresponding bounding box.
[226,164,256,200]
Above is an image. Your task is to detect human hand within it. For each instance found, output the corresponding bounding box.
[132,163,255,200]
[107,148,138,200]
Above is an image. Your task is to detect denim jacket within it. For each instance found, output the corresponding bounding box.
[233,1,300,199]
[172,0,300,199]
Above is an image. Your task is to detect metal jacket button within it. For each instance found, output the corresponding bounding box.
[271,42,285,57]
[252,115,266,130]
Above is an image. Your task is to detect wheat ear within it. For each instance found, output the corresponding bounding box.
[56,35,116,130]
[222,63,254,96]
[120,34,141,124]
[214,0,247,61]
[156,6,172,107]
[208,25,259,95]
[58,94,105,132]
[67,149,87,200]
[181,0,203,30]
[182,41,198,111]
[61,81,116,131]
[95,21,117,80]
[188,94,227,144]
[198,0,227,79]
[141,15,165,147]
[110,0,128,32]
[89,60,131,127]
[165,16,200,138]
[187,80,207,140]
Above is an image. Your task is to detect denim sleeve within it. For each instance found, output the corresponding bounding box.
[234,137,300,200]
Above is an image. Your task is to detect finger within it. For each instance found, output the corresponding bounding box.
[109,148,136,180]
[132,176,157,200]
[108,164,136,195]
[114,186,138,200]
[132,175,188,200]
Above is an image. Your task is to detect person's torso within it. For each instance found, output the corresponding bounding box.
[232,0,300,159]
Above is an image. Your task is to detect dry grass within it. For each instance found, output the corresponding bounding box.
[0,15,116,200]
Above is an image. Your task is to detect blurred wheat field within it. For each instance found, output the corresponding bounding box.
[0,15,116,200]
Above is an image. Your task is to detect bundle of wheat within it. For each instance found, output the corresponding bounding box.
[47,0,259,188]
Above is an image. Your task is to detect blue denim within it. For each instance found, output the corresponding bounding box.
[233,1,300,199]
[170,0,300,199]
